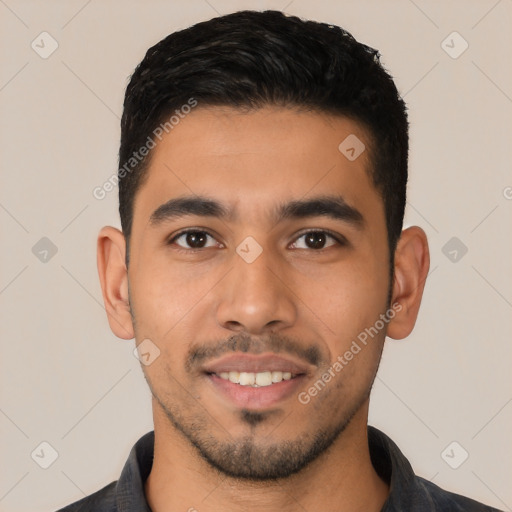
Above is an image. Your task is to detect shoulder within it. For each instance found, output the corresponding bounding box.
[367,426,502,512]
[55,481,116,512]
[54,430,154,512]
[412,477,503,512]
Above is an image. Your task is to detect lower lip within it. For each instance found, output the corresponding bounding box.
[207,374,306,410]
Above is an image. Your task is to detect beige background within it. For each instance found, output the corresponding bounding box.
[1,1,511,511]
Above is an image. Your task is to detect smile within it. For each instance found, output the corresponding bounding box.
[215,370,295,387]
[202,353,312,409]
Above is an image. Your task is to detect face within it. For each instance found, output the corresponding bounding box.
[126,106,392,479]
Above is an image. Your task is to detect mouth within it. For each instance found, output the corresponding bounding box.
[214,370,296,387]
[202,353,311,410]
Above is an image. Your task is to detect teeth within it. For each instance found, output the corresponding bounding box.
[217,370,295,386]
[255,371,272,386]
[239,372,255,385]
[271,371,283,382]
[228,371,240,384]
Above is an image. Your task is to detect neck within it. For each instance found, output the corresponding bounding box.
[144,401,389,512]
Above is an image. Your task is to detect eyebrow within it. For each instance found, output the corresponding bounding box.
[150,196,231,224]
[277,196,364,227]
[149,194,364,228]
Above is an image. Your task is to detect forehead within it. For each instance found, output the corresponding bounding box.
[132,106,383,227]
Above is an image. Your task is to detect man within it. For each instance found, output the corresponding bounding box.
[58,10,501,512]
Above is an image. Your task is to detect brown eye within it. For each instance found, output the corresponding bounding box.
[304,232,327,249]
[171,230,217,249]
[290,230,341,250]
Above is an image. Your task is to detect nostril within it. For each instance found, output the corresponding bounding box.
[223,321,244,331]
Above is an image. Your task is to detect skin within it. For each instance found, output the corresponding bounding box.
[97,106,429,512]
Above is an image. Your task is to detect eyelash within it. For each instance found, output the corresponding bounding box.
[167,228,347,253]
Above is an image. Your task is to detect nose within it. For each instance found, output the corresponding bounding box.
[215,246,297,335]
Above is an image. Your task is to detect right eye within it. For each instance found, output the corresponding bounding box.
[169,229,221,250]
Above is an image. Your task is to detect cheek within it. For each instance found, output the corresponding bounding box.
[129,250,220,337]
[294,259,389,390]
[291,345,381,433]
[300,258,388,333]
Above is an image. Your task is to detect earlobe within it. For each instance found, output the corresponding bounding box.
[386,226,430,340]
[97,226,135,340]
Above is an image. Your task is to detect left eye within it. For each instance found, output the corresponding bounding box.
[171,230,219,249]
[290,231,340,250]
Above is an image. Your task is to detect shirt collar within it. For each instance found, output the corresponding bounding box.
[367,425,418,511]
[115,430,154,511]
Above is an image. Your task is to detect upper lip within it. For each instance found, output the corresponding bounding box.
[202,353,312,375]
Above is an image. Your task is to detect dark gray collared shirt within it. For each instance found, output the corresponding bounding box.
[56,426,502,511]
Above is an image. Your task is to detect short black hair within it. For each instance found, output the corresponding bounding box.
[119,10,408,265]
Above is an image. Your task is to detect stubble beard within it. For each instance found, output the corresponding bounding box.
[147,373,376,481]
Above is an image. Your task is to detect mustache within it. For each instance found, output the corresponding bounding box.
[185,332,325,372]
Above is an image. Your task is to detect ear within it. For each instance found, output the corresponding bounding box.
[97,226,134,340]
[386,226,430,340]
